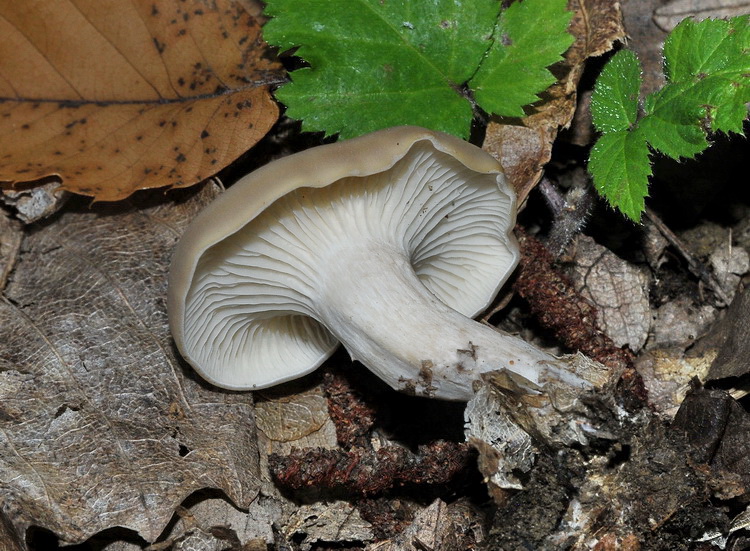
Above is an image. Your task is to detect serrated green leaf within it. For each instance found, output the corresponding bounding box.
[589,14,749,221]
[664,17,750,82]
[590,50,641,133]
[263,0,573,138]
[648,14,750,144]
[470,0,574,117]
[589,130,651,222]
[640,82,708,158]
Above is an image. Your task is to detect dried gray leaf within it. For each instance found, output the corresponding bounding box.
[366,499,484,551]
[0,208,22,290]
[643,218,670,271]
[0,182,69,224]
[171,529,232,551]
[0,184,261,545]
[570,235,651,352]
[163,494,286,547]
[710,245,749,304]
[464,384,535,492]
[652,297,717,347]
[283,501,373,548]
[653,0,750,32]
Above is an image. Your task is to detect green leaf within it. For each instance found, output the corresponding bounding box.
[590,50,641,133]
[589,130,652,222]
[642,14,750,146]
[589,14,750,221]
[263,0,573,138]
[471,0,574,117]
[664,17,749,83]
[639,82,708,158]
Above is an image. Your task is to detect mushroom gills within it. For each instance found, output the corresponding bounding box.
[183,141,585,399]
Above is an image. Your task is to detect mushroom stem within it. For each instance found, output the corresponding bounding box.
[315,241,588,401]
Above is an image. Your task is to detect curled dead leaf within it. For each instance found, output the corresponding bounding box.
[484,0,626,203]
[0,0,283,201]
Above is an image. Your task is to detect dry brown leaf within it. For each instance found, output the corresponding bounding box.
[708,288,750,381]
[161,494,286,548]
[0,184,261,546]
[483,0,625,203]
[255,387,330,443]
[0,0,283,201]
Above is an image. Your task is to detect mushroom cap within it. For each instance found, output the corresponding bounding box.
[168,126,518,390]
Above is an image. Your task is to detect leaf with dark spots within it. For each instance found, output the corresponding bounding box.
[0,0,283,201]
[0,184,261,545]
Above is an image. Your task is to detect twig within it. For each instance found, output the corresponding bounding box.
[538,175,594,258]
[644,207,731,306]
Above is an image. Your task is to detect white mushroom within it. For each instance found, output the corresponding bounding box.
[168,126,590,400]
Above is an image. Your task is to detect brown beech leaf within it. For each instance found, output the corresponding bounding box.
[0,0,283,201]
[483,0,625,204]
[0,184,261,545]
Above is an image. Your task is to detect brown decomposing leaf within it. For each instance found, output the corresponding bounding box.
[156,495,286,550]
[707,288,750,381]
[483,0,626,203]
[0,0,283,201]
[254,386,330,443]
[672,386,750,501]
[0,184,261,545]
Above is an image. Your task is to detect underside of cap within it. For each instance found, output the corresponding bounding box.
[169,127,518,390]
